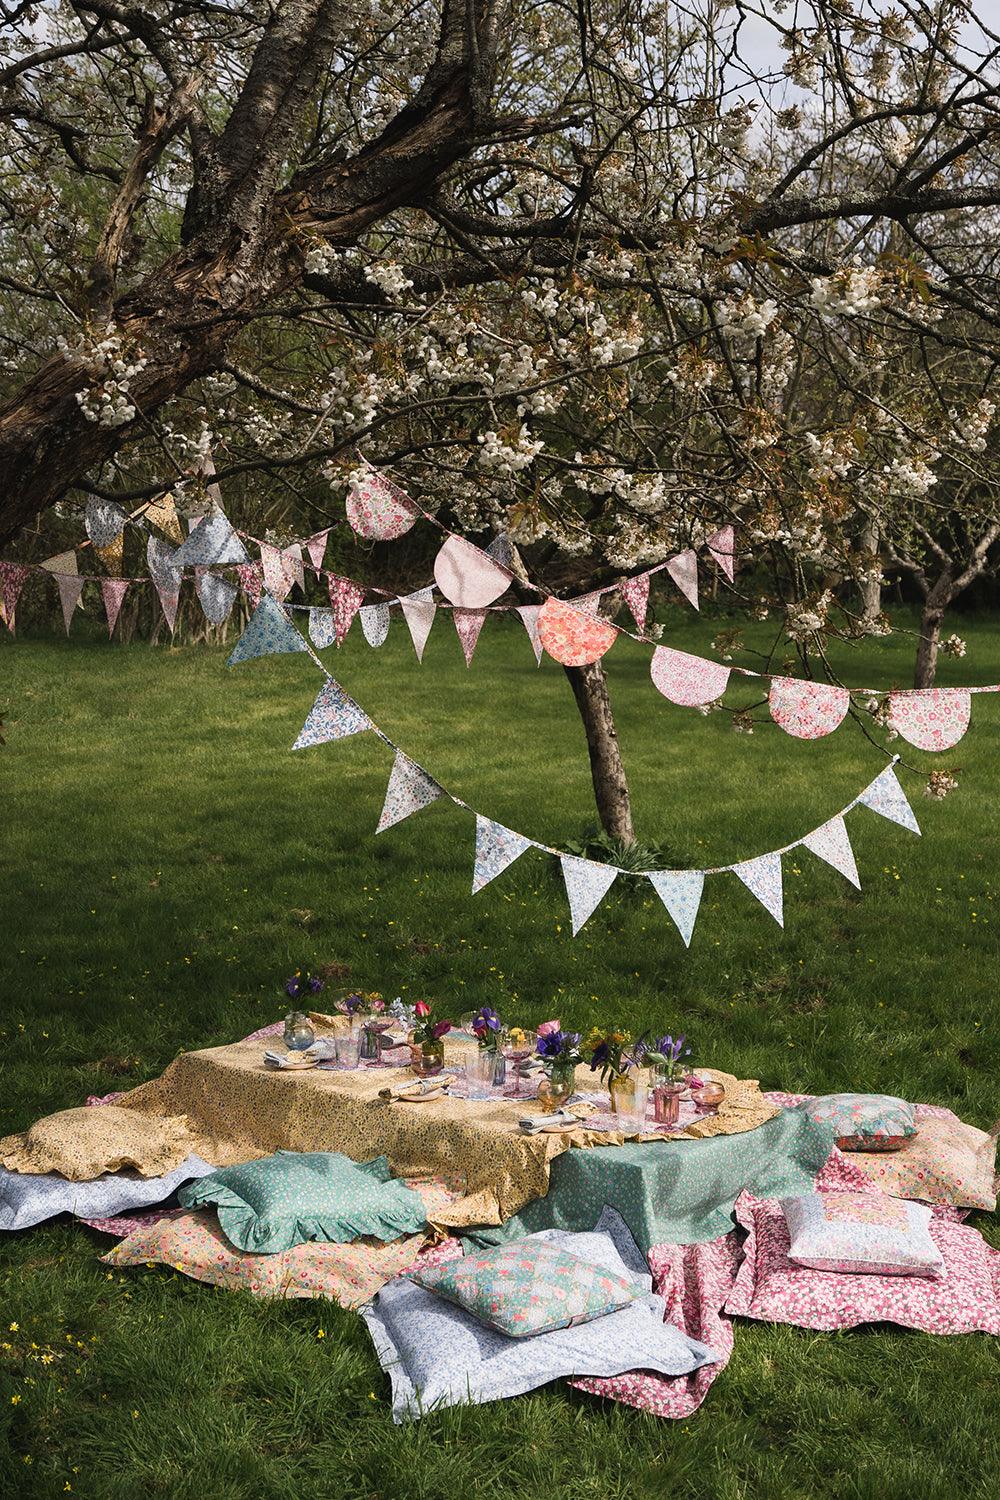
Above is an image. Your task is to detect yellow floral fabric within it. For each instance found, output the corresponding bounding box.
[0,1105,197,1181]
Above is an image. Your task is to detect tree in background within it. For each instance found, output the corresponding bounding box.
[2,1,1000,838]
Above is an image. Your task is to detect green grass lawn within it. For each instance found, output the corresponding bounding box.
[1,609,999,1499]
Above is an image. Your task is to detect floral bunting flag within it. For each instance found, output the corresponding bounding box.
[799,815,860,889]
[55,573,85,634]
[196,571,238,625]
[39,550,77,575]
[858,765,920,835]
[888,689,971,751]
[305,530,330,575]
[453,607,487,666]
[148,536,182,632]
[227,595,308,666]
[645,870,704,947]
[769,677,850,739]
[472,816,534,893]
[485,533,516,570]
[360,602,391,648]
[328,574,365,645]
[538,596,617,666]
[665,549,699,610]
[100,578,129,637]
[85,497,127,549]
[621,572,651,631]
[732,852,784,927]
[706,526,735,582]
[293,677,371,749]
[260,544,293,601]
[516,604,543,665]
[376,750,444,833]
[346,470,418,540]
[0,561,30,631]
[143,493,184,545]
[284,545,306,594]
[650,646,730,706]
[560,855,619,935]
[173,511,248,568]
[235,562,264,610]
[95,533,124,576]
[308,608,337,649]
[433,535,510,608]
[194,452,223,507]
[399,586,436,662]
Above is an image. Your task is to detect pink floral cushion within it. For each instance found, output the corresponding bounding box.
[846,1112,998,1211]
[726,1191,1000,1334]
[781,1191,944,1277]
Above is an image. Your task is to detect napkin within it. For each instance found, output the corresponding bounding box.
[378,1078,453,1103]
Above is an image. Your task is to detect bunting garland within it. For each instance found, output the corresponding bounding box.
[100,578,129,637]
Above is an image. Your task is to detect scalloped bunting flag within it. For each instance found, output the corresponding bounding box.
[360,603,391,648]
[888,688,971,751]
[538,597,618,666]
[650,646,730,706]
[769,677,851,739]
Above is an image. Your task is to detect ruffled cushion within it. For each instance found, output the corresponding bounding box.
[0,1106,197,1181]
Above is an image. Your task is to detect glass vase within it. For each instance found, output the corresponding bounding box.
[412,1038,445,1077]
[537,1060,577,1113]
[653,1081,685,1125]
[609,1071,648,1134]
[283,1011,315,1051]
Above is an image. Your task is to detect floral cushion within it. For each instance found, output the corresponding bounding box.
[0,1106,197,1181]
[410,1238,643,1337]
[804,1093,916,1151]
[845,1111,998,1211]
[177,1150,426,1254]
[0,1155,214,1231]
[725,1191,1000,1334]
[781,1191,944,1278]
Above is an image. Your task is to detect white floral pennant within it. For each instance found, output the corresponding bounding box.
[196,571,238,624]
[308,608,337,649]
[399,586,436,662]
[645,870,704,948]
[173,510,248,568]
[516,604,543,665]
[799,815,860,888]
[85,497,127,549]
[377,750,445,833]
[360,602,391,648]
[560,855,618,935]
[227,595,308,666]
[472,816,533,893]
[293,677,371,749]
[665,549,699,610]
[858,764,920,835]
[732,852,784,926]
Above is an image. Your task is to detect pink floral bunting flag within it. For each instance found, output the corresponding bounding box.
[858,765,920,835]
[399,586,436,662]
[621,573,651,632]
[472,816,533,893]
[732,852,784,927]
[100,578,129,637]
[40,550,77,575]
[283,545,305,594]
[666,549,699,610]
[0,562,30,632]
[769,677,850,739]
[646,871,705,948]
[376,751,445,833]
[433,536,510,608]
[293,677,371,749]
[538,596,617,666]
[650,646,730,706]
[799,815,860,889]
[327,574,365,645]
[888,689,971,751]
[453,607,487,666]
[55,573,85,634]
[147,536,182,632]
[516,604,543,665]
[235,562,264,610]
[346,470,418,540]
[305,530,330,575]
[360,603,391,648]
[706,525,735,582]
[260,544,291,602]
[560,855,619,935]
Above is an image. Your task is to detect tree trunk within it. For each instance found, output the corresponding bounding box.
[564,660,636,844]
[914,578,953,688]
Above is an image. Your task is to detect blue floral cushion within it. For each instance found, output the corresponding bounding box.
[781,1191,944,1278]
[410,1239,642,1336]
[804,1093,916,1150]
[177,1151,426,1254]
[0,1155,214,1232]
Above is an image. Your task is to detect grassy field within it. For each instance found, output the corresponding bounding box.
[1,607,999,1499]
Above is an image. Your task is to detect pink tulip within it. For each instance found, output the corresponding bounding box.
[414,1000,430,1018]
[537,1019,560,1037]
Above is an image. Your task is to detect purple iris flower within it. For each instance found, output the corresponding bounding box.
[285,977,301,998]
[471,1006,501,1036]
[589,1040,609,1071]
[308,976,324,994]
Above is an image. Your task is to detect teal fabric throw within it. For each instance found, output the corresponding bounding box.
[178,1150,426,1254]
[468,1106,837,1253]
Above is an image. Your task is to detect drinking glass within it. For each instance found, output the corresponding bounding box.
[335,1034,361,1070]
[502,1031,537,1098]
[619,1079,649,1136]
[465,1049,496,1100]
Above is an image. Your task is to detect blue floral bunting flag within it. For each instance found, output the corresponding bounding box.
[645,870,704,947]
[308,608,337,649]
[732,852,784,926]
[858,765,920,835]
[377,751,444,833]
[173,510,248,568]
[472,816,533,893]
[196,570,238,624]
[227,594,308,666]
[360,603,391,648]
[293,677,371,749]
[560,855,619,935]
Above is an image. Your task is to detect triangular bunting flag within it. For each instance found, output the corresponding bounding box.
[260,544,292,602]
[148,536,182,633]
[800,816,860,889]
[173,510,248,568]
[621,572,650,632]
[399,586,436,662]
[143,493,184,545]
[666,549,699,610]
[0,562,30,632]
[328,574,365,645]
[55,574,85,635]
[235,562,263,610]
[196,571,238,624]
[308,608,337,649]
[283,545,305,594]
[360,603,391,648]
[858,765,920,835]
[85,497,127,549]
[434,536,510,608]
[486,533,515,569]
[40,550,77,575]
[95,534,124,576]
[706,525,735,582]
[100,578,129,637]
[376,750,445,833]
[732,852,784,926]
[293,677,371,749]
[516,605,543,665]
[227,594,308,666]
[472,816,533,893]
[305,530,330,575]
[646,870,704,947]
[453,607,487,666]
[560,855,619,935]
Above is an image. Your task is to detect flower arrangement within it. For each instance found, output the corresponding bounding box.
[535,1019,582,1072]
[410,999,454,1049]
[644,1033,692,1081]
[470,1005,504,1050]
[284,969,325,1003]
[582,1027,647,1083]
[334,990,386,1023]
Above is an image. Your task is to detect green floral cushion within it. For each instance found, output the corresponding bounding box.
[409,1238,643,1338]
[177,1151,426,1254]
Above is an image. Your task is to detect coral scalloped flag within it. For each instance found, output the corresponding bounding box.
[376,751,444,833]
[227,595,308,666]
[666,549,699,610]
[328,574,365,645]
[0,562,30,632]
[706,526,735,582]
[646,870,705,947]
[799,816,860,889]
[360,603,391,648]
[538,597,617,666]
[858,765,920,835]
[732,852,784,927]
[560,855,619,935]
[888,689,971,752]
[100,578,129,637]
[472,816,533,893]
[769,677,850,740]
[621,573,650,631]
[453,607,487,666]
[293,677,371,749]
[399,587,436,662]
[650,646,730,706]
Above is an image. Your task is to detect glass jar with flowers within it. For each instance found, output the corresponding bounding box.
[534,1021,582,1112]
[283,969,324,1049]
[409,1000,453,1076]
[583,1028,649,1130]
[469,1005,506,1089]
[645,1034,692,1126]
